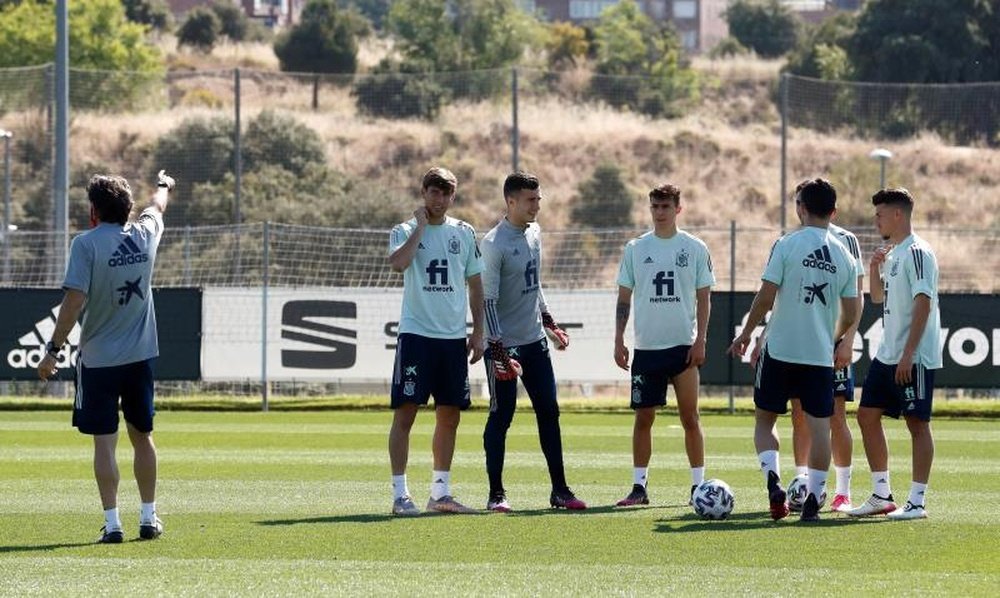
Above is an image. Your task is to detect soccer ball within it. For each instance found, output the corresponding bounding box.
[787,473,827,511]
[691,479,735,520]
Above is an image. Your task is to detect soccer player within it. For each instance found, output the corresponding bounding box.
[387,166,485,516]
[480,171,586,512]
[728,178,860,522]
[847,188,941,520]
[613,183,714,507]
[37,170,175,543]
[751,181,866,513]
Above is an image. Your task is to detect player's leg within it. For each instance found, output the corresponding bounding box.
[483,347,518,511]
[830,396,854,511]
[753,348,791,520]
[672,362,705,503]
[93,433,122,541]
[121,359,161,539]
[426,338,475,514]
[889,365,935,520]
[847,359,898,516]
[796,365,834,522]
[388,334,429,515]
[789,399,810,476]
[616,349,667,507]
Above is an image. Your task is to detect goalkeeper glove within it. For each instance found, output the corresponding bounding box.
[488,340,522,381]
[541,312,569,350]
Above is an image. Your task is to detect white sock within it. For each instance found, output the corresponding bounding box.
[104,507,121,531]
[430,470,450,500]
[908,482,928,507]
[392,474,409,500]
[795,465,809,476]
[807,468,828,500]
[758,450,779,485]
[633,467,648,487]
[690,466,705,487]
[872,471,891,498]
[834,466,852,496]
[140,502,156,524]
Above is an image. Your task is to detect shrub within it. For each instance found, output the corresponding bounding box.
[177,7,221,53]
[571,163,633,228]
[352,60,448,120]
[273,0,359,74]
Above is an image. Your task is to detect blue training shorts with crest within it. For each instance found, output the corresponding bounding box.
[391,333,471,410]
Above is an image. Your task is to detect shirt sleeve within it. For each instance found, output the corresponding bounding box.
[908,244,937,299]
[388,223,409,255]
[62,235,92,294]
[696,242,716,289]
[761,238,784,285]
[137,207,164,238]
[616,242,635,289]
[480,236,501,301]
[464,225,484,279]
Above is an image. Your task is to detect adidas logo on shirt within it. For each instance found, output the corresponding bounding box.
[643,256,654,264]
[801,245,837,273]
[108,237,149,267]
[5,305,82,369]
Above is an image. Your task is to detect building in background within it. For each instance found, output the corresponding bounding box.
[165,0,304,28]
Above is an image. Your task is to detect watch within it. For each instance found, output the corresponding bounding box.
[45,340,63,357]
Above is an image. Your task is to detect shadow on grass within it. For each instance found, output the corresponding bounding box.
[0,541,98,554]
[655,510,887,532]
[258,513,397,525]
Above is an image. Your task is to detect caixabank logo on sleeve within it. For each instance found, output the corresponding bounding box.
[281,300,357,369]
[3,302,82,375]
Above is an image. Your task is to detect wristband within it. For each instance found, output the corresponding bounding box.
[157,182,170,188]
[45,340,63,358]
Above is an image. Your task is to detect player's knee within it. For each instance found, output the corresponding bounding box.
[635,409,656,429]
[678,410,700,431]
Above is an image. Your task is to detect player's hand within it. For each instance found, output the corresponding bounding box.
[488,340,521,381]
[833,338,852,370]
[37,353,57,381]
[541,312,569,350]
[870,245,890,269]
[727,332,751,359]
[687,338,707,368]
[614,339,630,371]
[413,207,429,227]
[749,337,762,368]
[467,329,484,365]
[895,352,914,385]
[156,169,175,191]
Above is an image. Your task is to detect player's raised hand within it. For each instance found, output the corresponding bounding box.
[488,340,521,381]
[468,329,484,364]
[870,245,890,269]
[413,207,429,227]
[156,169,175,191]
[614,339,630,371]
[37,353,57,381]
[541,312,569,350]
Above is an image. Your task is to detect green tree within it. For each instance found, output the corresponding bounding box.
[243,110,326,176]
[724,0,800,58]
[209,0,250,41]
[589,0,698,118]
[545,21,589,69]
[571,163,632,228]
[273,0,359,73]
[177,6,221,53]
[123,0,172,32]
[0,0,162,70]
[784,12,856,78]
[352,59,449,120]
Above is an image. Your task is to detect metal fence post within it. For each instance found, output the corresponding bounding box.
[234,68,243,284]
[262,221,270,412]
[780,73,789,235]
[728,220,736,414]
[511,67,519,173]
[182,225,192,286]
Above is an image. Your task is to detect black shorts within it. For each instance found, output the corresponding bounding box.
[754,348,834,418]
[72,359,155,435]
[629,345,692,409]
[391,333,471,410]
[860,359,935,421]
[833,339,855,401]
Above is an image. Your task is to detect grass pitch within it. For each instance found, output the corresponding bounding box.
[1,409,998,596]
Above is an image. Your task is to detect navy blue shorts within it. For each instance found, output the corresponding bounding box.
[833,339,855,401]
[754,348,834,418]
[484,338,557,415]
[391,333,471,409]
[72,359,155,435]
[860,359,935,421]
[629,345,692,409]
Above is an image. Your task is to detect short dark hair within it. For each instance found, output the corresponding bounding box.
[421,166,457,194]
[871,187,914,214]
[794,178,836,217]
[649,183,681,204]
[503,171,540,198]
[86,175,134,225]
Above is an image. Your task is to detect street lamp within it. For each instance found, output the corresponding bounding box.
[869,147,893,189]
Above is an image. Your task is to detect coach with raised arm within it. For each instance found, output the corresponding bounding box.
[38,170,175,543]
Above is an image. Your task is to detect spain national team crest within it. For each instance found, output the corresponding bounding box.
[448,236,460,254]
[890,259,899,277]
[676,249,689,268]
[403,381,416,396]
[632,388,642,404]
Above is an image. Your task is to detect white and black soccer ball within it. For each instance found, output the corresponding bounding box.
[692,479,735,520]
[787,473,827,511]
